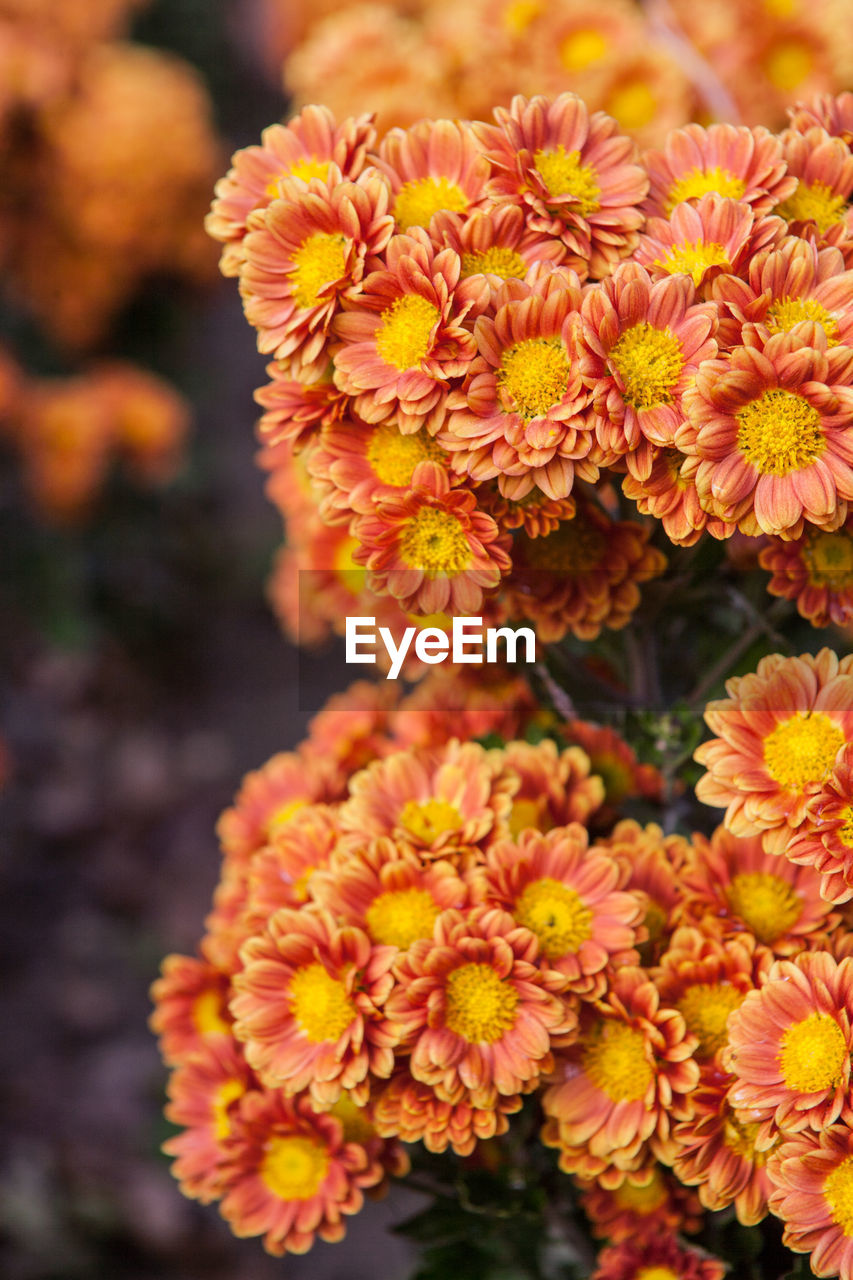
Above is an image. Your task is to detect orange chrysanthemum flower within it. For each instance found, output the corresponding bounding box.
[216,750,341,865]
[390,666,536,751]
[373,1067,522,1156]
[694,649,853,853]
[201,863,254,977]
[473,92,648,278]
[767,1124,853,1279]
[597,820,691,961]
[542,965,699,1180]
[351,462,511,616]
[578,1162,704,1243]
[476,481,577,538]
[371,118,491,234]
[206,106,376,275]
[776,126,853,239]
[149,954,233,1065]
[788,743,853,903]
[439,266,596,500]
[386,905,576,1106]
[559,722,664,817]
[634,192,784,291]
[230,906,399,1106]
[580,263,717,478]
[254,360,347,454]
[622,447,733,546]
[760,512,853,628]
[789,92,853,146]
[242,804,343,933]
[725,951,853,1135]
[217,1090,383,1256]
[301,679,400,777]
[431,205,567,294]
[499,738,605,837]
[482,825,641,997]
[590,1233,726,1280]
[643,122,795,219]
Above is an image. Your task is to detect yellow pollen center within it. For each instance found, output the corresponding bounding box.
[656,240,730,286]
[192,988,230,1037]
[366,420,446,486]
[762,712,845,791]
[398,506,473,575]
[400,797,464,843]
[376,294,440,370]
[266,797,309,837]
[777,181,848,233]
[444,962,519,1043]
[289,962,356,1043]
[676,982,746,1059]
[502,0,542,33]
[332,535,363,594]
[523,519,606,573]
[608,323,684,409]
[726,872,803,942]
[534,146,601,214]
[636,1270,680,1280]
[213,1078,246,1141]
[365,887,440,948]
[560,27,608,71]
[393,177,469,231]
[736,387,825,476]
[838,804,853,848]
[825,1157,853,1236]
[723,1107,776,1164]
[461,245,527,280]
[261,1134,329,1200]
[498,337,571,422]
[329,1093,376,1144]
[266,157,331,196]
[508,796,550,837]
[665,167,746,215]
[605,82,658,132]
[292,865,316,903]
[779,1012,848,1092]
[766,295,840,344]
[764,41,814,92]
[514,877,593,960]
[581,1020,653,1101]
[290,231,348,309]
[612,1168,667,1213]
[802,529,853,590]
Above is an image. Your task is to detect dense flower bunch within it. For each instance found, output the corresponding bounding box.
[209,89,853,653]
[153,643,853,1275]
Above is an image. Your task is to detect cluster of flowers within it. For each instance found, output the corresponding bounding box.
[152,645,853,1278]
[0,347,189,523]
[246,0,853,144]
[0,0,220,349]
[209,90,853,652]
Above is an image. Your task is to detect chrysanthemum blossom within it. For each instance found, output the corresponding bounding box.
[371,118,491,233]
[590,1233,726,1280]
[724,952,853,1135]
[499,738,605,837]
[241,804,343,933]
[473,92,648,278]
[767,1124,853,1279]
[239,172,394,374]
[789,92,853,146]
[206,106,376,275]
[386,905,577,1106]
[578,1162,704,1243]
[150,954,234,1064]
[643,122,796,218]
[597,821,691,961]
[760,513,853,629]
[352,461,511,615]
[216,750,341,865]
[580,263,717,479]
[230,907,399,1106]
[476,481,578,538]
[694,649,853,852]
[634,193,784,291]
[439,266,596,500]
[300,679,400,777]
[431,205,567,293]
[776,126,853,237]
[332,228,487,433]
[677,329,853,540]
[217,1090,383,1256]
[373,1067,522,1156]
[559,723,664,818]
[622,447,734,546]
[788,743,853,903]
[254,361,347,454]
[482,825,641,996]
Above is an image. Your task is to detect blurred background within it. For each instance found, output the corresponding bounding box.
[2,0,852,1276]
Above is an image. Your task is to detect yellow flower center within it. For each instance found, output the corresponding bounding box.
[560,27,608,72]
[265,157,331,196]
[328,1093,376,1144]
[292,864,316,903]
[838,804,853,848]
[393,177,469,231]
[722,1107,776,1165]
[612,1168,667,1213]
[676,982,746,1060]
[365,420,446,486]
[777,181,848,233]
[261,1134,329,1200]
[664,167,746,216]
[825,1156,853,1236]
[508,796,550,837]
[444,962,519,1042]
[332,535,363,594]
[534,146,601,214]
[762,712,845,792]
[523,519,606,573]
[581,1020,653,1101]
[266,797,308,837]
[801,528,853,590]
[289,962,356,1043]
[365,887,440,949]
[779,1012,847,1092]
[605,82,658,132]
[736,388,825,476]
[376,294,440,371]
[636,1269,680,1280]
[461,245,527,280]
[655,240,730,286]
[498,337,571,422]
[514,877,593,960]
[766,295,840,344]
[398,506,473,574]
[192,988,230,1037]
[400,797,465,843]
[213,1078,246,1141]
[763,40,814,92]
[608,323,684,409]
[642,897,669,948]
[726,872,803,943]
[502,0,542,33]
[290,231,348,309]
